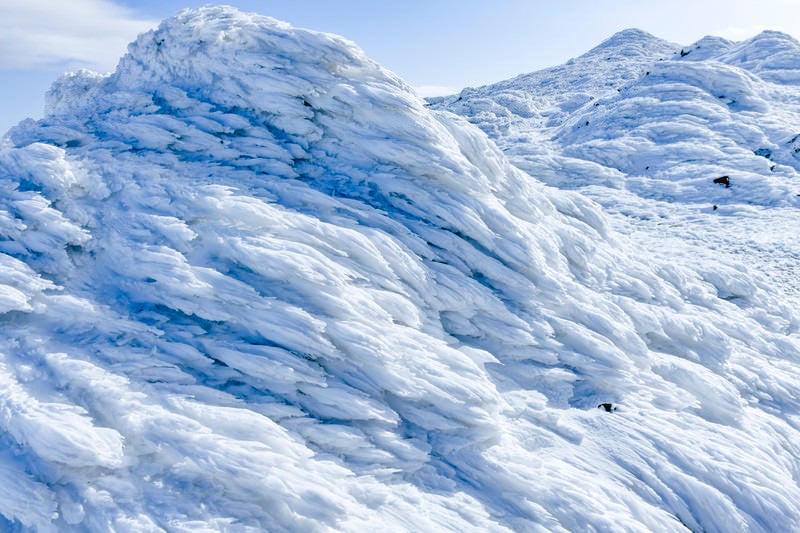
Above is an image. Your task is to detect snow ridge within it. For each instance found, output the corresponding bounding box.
[1,8,800,532]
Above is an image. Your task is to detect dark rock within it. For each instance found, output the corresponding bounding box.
[713,176,731,188]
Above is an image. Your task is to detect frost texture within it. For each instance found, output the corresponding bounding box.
[1,8,800,532]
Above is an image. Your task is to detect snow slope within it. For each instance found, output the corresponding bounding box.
[1,7,800,531]
[433,27,800,309]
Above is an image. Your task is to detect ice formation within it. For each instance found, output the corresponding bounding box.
[1,7,799,531]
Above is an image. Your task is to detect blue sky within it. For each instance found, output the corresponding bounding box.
[2,0,800,133]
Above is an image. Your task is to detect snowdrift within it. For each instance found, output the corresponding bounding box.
[1,7,800,531]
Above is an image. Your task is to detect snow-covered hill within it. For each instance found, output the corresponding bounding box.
[1,7,800,532]
[433,27,800,303]
[432,28,800,204]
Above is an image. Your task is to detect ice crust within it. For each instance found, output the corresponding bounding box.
[1,7,800,532]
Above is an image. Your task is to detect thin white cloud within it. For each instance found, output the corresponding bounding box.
[414,85,459,98]
[0,0,158,71]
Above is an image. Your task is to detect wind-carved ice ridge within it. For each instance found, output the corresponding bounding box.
[1,7,800,532]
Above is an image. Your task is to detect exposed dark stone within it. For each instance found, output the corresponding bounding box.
[713,176,731,188]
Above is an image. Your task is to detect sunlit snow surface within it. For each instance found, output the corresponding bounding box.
[1,7,800,532]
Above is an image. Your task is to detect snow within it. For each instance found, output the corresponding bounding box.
[0,6,800,531]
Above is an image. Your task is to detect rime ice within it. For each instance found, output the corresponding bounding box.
[1,8,800,532]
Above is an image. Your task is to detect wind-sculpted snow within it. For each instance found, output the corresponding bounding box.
[2,7,800,532]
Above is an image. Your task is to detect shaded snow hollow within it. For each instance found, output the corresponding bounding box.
[1,7,800,532]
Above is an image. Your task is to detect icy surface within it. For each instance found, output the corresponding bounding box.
[1,7,800,532]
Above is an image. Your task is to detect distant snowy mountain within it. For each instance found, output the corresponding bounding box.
[432,28,800,205]
[2,7,800,532]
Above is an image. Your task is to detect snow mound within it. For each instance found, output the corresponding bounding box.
[716,30,800,84]
[2,9,800,532]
